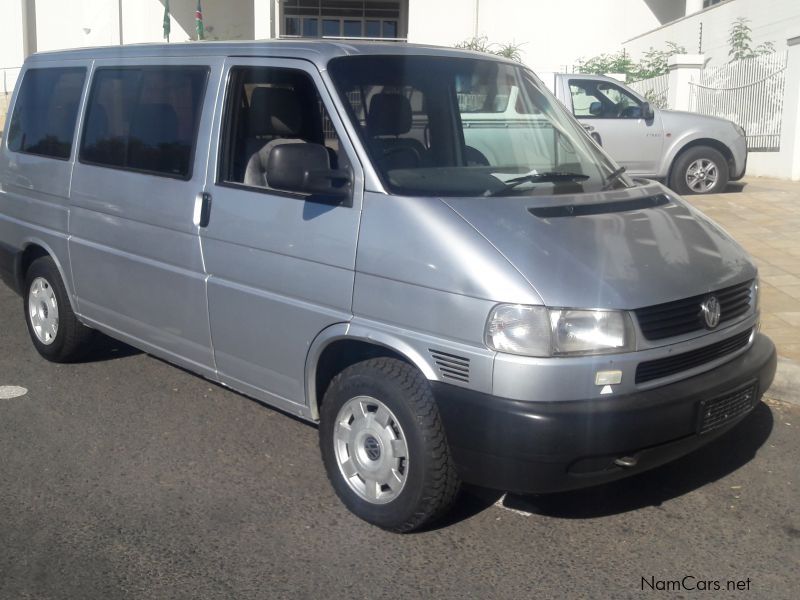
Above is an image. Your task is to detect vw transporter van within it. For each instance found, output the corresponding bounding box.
[0,41,776,532]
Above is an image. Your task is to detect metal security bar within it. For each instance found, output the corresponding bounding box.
[629,73,670,109]
[689,52,788,152]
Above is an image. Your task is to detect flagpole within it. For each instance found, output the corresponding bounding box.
[163,0,171,43]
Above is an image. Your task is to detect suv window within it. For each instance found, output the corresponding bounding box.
[569,79,644,119]
[218,66,348,191]
[79,66,208,179]
[6,68,86,160]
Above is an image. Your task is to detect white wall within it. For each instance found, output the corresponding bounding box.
[34,0,121,52]
[0,0,28,129]
[122,0,255,45]
[28,1,254,49]
[623,0,800,66]
[407,0,663,72]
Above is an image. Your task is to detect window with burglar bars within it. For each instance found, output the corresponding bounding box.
[281,1,405,40]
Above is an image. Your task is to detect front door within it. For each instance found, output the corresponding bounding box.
[567,78,663,176]
[199,58,363,414]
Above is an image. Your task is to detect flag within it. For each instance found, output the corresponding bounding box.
[163,0,170,42]
[195,1,205,40]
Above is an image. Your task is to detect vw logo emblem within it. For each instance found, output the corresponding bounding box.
[364,435,381,461]
[701,295,721,329]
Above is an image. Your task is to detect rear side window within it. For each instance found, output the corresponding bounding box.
[80,66,208,179]
[7,68,86,160]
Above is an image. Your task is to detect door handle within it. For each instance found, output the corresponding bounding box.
[193,192,212,228]
[582,124,595,132]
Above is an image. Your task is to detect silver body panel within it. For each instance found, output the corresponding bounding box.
[0,41,760,427]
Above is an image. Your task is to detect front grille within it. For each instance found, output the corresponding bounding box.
[698,383,758,434]
[635,329,752,384]
[634,280,753,341]
[429,350,470,383]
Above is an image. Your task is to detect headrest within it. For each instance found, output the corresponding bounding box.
[249,87,303,137]
[367,93,412,136]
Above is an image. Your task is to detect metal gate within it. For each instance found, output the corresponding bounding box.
[689,52,788,151]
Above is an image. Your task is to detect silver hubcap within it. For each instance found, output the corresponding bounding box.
[28,277,59,345]
[333,396,409,504]
[685,158,719,193]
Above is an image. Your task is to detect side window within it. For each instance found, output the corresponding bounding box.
[597,82,643,118]
[569,80,643,119]
[218,66,349,190]
[569,82,600,117]
[80,66,208,178]
[7,68,86,160]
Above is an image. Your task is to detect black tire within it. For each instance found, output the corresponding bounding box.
[23,256,94,362]
[669,145,729,195]
[319,357,460,532]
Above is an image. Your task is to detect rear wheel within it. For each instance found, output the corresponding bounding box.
[319,357,460,532]
[669,146,729,195]
[24,256,93,362]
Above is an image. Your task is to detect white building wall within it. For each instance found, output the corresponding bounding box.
[34,0,121,52]
[121,0,188,44]
[122,1,254,45]
[407,0,663,72]
[1,0,28,128]
[623,0,800,66]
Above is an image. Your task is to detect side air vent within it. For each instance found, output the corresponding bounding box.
[429,350,470,383]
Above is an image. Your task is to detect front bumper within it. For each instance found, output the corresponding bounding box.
[432,333,776,494]
[730,134,748,181]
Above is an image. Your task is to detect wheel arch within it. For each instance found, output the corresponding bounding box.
[16,240,74,301]
[666,137,735,184]
[305,323,438,421]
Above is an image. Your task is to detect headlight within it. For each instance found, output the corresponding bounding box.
[485,304,551,356]
[549,309,634,355]
[485,304,635,357]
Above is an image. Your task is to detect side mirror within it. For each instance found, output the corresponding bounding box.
[641,101,654,120]
[266,143,352,202]
[589,101,603,116]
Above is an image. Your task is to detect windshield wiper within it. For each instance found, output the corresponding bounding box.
[486,171,590,196]
[601,166,627,190]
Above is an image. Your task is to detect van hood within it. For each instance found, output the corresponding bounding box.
[441,183,755,309]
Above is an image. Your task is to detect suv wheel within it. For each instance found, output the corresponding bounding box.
[669,146,729,195]
[319,357,460,532]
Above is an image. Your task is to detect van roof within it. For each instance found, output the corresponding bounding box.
[26,39,517,68]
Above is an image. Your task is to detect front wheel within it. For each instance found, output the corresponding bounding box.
[319,358,460,532]
[669,146,729,195]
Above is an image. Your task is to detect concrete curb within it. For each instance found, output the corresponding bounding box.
[764,357,800,406]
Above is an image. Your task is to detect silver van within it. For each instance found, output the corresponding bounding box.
[0,42,776,532]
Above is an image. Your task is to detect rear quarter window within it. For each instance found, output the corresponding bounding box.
[6,67,86,160]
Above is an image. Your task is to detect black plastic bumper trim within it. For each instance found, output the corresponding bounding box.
[431,333,776,494]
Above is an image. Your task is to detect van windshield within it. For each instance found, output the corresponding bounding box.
[328,55,633,197]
